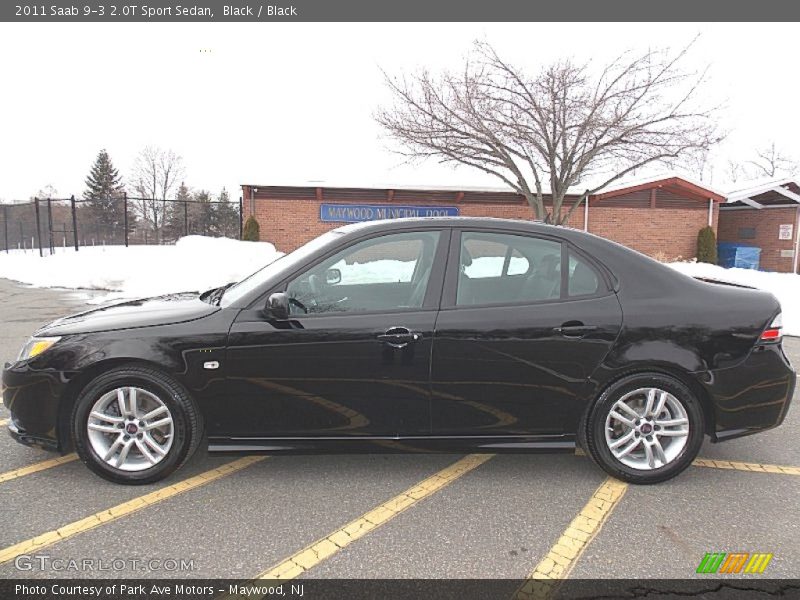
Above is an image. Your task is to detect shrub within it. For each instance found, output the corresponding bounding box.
[696,226,717,265]
[242,215,260,241]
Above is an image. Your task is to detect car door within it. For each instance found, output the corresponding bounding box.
[430,228,623,436]
[216,228,449,439]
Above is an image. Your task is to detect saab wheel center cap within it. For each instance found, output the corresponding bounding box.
[640,423,653,435]
[126,423,139,435]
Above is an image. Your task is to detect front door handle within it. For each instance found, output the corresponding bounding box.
[378,327,421,349]
[554,321,598,337]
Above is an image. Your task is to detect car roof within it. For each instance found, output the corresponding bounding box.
[334,216,550,234]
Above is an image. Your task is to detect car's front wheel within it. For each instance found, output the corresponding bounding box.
[72,365,202,484]
[585,373,704,484]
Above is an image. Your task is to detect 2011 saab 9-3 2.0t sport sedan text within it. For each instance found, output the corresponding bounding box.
[3,218,795,485]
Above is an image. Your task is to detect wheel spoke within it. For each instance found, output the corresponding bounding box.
[652,438,667,466]
[116,438,134,467]
[609,429,635,450]
[656,417,688,427]
[129,387,138,416]
[88,422,119,434]
[103,435,124,461]
[616,401,641,419]
[656,428,688,437]
[141,405,168,421]
[116,388,127,416]
[643,440,655,468]
[136,439,157,464]
[615,437,641,459]
[143,433,167,456]
[644,389,656,417]
[90,411,123,424]
[609,411,635,428]
[145,416,172,431]
[653,391,668,417]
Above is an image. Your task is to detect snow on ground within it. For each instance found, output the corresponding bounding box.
[0,236,283,304]
[668,261,800,336]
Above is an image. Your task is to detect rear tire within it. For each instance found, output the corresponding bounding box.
[71,365,202,485]
[585,373,704,484]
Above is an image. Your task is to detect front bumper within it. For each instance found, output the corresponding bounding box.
[2,361,68,453]
[704,343,796,442]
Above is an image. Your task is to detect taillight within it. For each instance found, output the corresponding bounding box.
[760,313,783,343]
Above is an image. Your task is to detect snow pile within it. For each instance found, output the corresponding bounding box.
[334,259,416,284]
[0,236,282,304]
[668,261,800,336]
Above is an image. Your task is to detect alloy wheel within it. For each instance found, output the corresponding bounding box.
[604,387,690,470]
[86,386,174,472]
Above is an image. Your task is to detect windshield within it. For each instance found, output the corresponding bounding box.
[220,230,345,307]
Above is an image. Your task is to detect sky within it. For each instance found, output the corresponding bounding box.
[0,22,798,201]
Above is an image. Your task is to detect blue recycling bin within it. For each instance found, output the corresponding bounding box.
[717,242,761,270]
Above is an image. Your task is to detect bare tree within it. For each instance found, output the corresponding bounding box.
[30,184,59,200]
[376,40,721,223]
[746,142,798,179]
[129,146,185,242]
[725,159,745,184]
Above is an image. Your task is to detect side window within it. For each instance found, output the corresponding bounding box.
[286,231,440,315]
[568,250,601,297]
[457,232,561,306]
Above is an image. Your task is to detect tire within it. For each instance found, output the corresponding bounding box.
[71,365,203,485]
[584,373,704,485]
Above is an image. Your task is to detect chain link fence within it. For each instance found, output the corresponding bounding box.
[0,195,243,255]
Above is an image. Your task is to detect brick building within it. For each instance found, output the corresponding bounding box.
[717,179,800,273]
[241,175,723,260]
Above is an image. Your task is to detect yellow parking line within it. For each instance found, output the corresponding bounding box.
[0,453,78,484]
[693,458,800,476]
[0,455,265,565]
[514,477,628,600]
[574,450,800,477]
[239,454,493,586]
[0,418,8,426]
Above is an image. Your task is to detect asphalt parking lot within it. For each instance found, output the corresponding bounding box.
[0,278,797,591]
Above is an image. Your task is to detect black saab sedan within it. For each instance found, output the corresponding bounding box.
[3,218,795,485]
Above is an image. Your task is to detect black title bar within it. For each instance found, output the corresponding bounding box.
[3,0,800,22]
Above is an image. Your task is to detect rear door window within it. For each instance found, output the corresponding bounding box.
[457,232,562,306]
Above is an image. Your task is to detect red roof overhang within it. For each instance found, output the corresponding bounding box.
[592,177,725,203]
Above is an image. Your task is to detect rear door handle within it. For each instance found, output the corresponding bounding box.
[378,327,421,348]
[554,322,598,337]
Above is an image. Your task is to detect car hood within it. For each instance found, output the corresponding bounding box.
[36,293,221,336]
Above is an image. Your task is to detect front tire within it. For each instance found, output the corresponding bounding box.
[72,365,202,484]
[585,373,704,484]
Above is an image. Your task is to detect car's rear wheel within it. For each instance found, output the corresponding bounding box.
[72,365,202,484]
[585,373,704,484]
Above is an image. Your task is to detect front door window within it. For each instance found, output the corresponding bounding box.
[286,231,441,315]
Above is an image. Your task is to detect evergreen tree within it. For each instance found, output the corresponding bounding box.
[697,226,718,265]
[242,215,260,241]
[163,182,192,241]
[191,190,213,235]
[83,150,125,237]
[211,187,240,238]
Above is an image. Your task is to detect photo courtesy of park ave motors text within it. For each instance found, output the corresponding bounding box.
[0,5,799,598]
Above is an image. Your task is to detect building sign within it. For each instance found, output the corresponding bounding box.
[778,224,793,240]
[320,203,459,223]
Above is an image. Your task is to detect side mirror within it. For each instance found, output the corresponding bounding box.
[325,268,342,285]
[264,292,290,321]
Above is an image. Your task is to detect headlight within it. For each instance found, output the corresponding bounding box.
[17,336,61,362]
